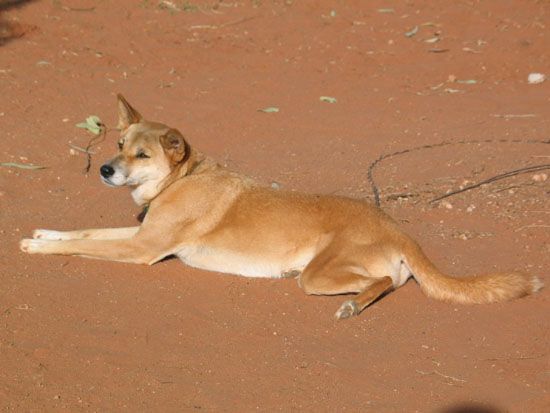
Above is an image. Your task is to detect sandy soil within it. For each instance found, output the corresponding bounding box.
[1,0,549,411]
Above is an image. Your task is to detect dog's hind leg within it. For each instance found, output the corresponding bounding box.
[334,276,394,319]
[298,245,373,296]
[33,227,140,241]
[299,241,399,319]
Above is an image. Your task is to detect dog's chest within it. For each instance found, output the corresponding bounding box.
[175,245,315,278]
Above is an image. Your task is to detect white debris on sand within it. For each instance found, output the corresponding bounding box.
[527,73,546,84]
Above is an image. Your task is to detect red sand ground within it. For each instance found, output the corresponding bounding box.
[1,1,549,411]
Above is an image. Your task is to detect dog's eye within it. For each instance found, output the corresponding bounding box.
[136,152,150,159]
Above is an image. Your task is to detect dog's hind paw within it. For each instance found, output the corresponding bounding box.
[33,229,68,240]
[334,300,359,320]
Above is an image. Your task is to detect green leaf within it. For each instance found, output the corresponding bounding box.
[86,115,102,127]
[76,115,103,135]
[320,96,337,103]
[76,124,101,135]
[258,107,280,113]
[0,162,46,170]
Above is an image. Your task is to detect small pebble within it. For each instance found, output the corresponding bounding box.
[532,173,548,182]
[441,201,453,209]
[527,73,546,84]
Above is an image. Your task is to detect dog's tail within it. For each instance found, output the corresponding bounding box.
[402,241,543,304]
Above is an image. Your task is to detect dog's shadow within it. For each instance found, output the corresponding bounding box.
[0,0,37,47]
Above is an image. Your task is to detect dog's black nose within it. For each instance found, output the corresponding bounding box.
[100,164,115,178]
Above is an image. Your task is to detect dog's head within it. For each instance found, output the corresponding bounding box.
[100,94,192,204]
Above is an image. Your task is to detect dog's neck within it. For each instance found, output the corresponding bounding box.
[131,149,220,206]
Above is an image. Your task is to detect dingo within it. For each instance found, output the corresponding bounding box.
[20,95,543,319]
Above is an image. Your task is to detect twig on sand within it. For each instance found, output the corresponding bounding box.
[0,162,45,170]
[482,354,546,361]
[63,6,96,12]
[367,138,550,207]
[83,125,107,173]
[189,16,255,30]
[514,224,550,233]
[430,164,550,204]
[219,16,255,28]
[416,369,466,385]
[68,144,96,155]
[491,114,536,119]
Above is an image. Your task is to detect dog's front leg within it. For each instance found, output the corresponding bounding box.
[20,234,169,265]
[32,227,140,241]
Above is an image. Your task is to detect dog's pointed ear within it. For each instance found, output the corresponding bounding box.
[117,93,142,130]
[160,129,189,164]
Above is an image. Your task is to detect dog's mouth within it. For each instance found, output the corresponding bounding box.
[101,176,123,187]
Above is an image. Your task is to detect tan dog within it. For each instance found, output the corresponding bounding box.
[20,95,543,319]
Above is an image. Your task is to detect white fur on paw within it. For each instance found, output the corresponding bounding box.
[335,300,359,320]
[33,229,68,240]
[20,238,51,253]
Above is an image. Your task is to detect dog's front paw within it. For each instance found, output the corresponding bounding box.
[20,238,51,254]
[33,229,68,240]
[334,300,359,320]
